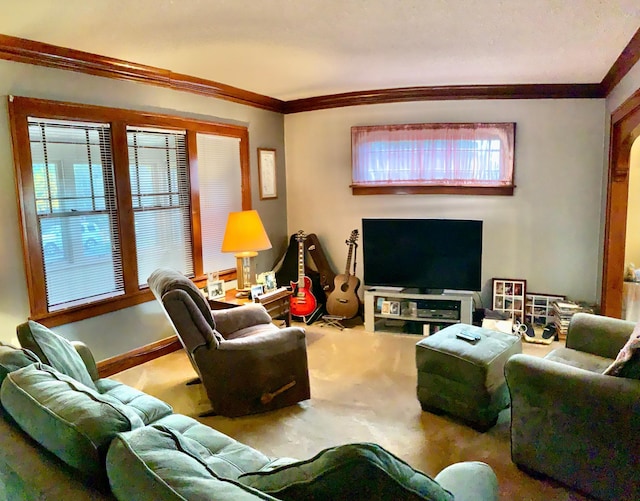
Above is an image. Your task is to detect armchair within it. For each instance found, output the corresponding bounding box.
[147,268,310,417]
[505,313,640,501]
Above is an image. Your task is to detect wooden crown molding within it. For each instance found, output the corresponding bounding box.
[283,83,605,113]
[1,29,639,114]
[600,27,640,96]
[0,34,285,113]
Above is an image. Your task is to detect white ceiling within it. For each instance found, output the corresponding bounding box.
[3,0,640,101]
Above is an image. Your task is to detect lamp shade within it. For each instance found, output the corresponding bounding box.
[221,210,272,253]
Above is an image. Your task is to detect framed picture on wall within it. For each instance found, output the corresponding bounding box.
[258,148,277,199]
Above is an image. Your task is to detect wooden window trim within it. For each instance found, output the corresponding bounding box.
[351,185,515,196]
[9,96,250,327]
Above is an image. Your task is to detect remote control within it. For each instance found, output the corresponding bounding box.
[456,330,481,342]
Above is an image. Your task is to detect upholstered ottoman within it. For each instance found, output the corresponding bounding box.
[416,323,522,431]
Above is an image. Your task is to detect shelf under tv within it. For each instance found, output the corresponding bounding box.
[364,288,474,336]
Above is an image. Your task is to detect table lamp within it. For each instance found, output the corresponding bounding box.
[221,210,272,296]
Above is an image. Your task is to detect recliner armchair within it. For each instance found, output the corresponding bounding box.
[505,313,640,501]
[148,267,310,417]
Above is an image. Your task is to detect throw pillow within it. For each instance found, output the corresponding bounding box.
[0,343,40,387]
[238,442,453,501]
[16,320,96,389]
[603,323,640,379]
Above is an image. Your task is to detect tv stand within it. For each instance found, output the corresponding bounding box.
[364,288,474,335]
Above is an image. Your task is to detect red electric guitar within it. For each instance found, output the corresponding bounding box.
[290,231,318,317]
[326,229,361,319]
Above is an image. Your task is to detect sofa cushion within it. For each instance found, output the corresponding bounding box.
[0,343,40,388]
[545,347,614,373]
[106,423,277,501]
[0,363,145,481]
[16,320,96,389]
[94,378,173,424]
[603,323,640,379]
[238,442,454,501]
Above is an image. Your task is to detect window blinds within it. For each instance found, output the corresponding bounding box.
[28,117,124,311]
[196,133,242,274]
[127,127,193,285]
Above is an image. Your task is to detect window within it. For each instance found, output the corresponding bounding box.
[10,96,250,326]
[127,127,193,286]
[351,123,515,195]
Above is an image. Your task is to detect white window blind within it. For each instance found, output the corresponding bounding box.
[196,133,242,273]
[127,127,193,285]
[28,117,123,311]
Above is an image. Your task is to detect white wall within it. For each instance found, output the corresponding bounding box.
[284,99,607,308]
[0,60,288,357]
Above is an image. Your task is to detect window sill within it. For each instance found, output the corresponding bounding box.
[351,185,514,196]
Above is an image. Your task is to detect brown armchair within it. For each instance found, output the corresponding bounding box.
[148,268,310,417]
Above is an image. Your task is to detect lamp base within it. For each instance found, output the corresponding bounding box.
[235,252,258,290]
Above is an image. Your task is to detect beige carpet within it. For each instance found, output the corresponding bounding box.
[112,324,590,501]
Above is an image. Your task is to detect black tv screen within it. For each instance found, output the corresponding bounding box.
[362,218,482,292]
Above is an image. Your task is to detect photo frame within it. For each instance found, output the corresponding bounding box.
[388,301,401,316]
[258,148,277,199]
[250,284,265,300]
[207,279,225,300]
[262,270,277,292]
[492,278,527,323]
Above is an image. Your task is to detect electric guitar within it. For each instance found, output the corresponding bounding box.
[290,231,318,317]
[326,229,361,319]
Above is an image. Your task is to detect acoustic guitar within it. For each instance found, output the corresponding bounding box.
[289,231,318,317]
[326,229,361,319]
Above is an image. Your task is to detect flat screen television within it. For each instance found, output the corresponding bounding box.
[362,218,482,293]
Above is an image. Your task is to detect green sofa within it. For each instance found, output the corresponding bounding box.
[0,320,500,500]
[505,313,640,501]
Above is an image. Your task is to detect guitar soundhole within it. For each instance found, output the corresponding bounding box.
[340,283,349,292]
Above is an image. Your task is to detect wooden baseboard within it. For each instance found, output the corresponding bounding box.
[97,336,182,378]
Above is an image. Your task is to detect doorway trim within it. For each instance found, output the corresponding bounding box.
[602,88,640,317]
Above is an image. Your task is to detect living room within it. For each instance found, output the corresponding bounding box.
[0,4,639,498]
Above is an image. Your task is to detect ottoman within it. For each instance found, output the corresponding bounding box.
[416,323,522,431]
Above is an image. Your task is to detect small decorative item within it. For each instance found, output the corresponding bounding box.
[492,278,527,323]
[388,301,401,316]
[262,270,277,292]
[381,300,391,314]
[258,148,277,200]
[207,278,225,300]
[250,284,265,300]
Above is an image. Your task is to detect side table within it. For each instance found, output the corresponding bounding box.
[208,287,293,327]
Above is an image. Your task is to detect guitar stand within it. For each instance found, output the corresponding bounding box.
[321,314,347,330]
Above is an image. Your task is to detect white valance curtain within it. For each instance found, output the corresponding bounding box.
[352,123,515,187]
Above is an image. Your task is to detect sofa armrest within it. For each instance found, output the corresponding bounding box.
[217,327,306,352]
[71,341,100,382]
[506,353,640,416]
[566,312,635,359]
[434,461,498,501]
[212,304,274,336]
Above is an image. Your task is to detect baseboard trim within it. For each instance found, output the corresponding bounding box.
[97,336,182,378]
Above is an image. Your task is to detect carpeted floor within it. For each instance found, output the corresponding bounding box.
[112,323,590,501]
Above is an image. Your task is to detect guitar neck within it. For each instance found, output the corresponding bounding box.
[344,244,354,275]
[297,238,305,285]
